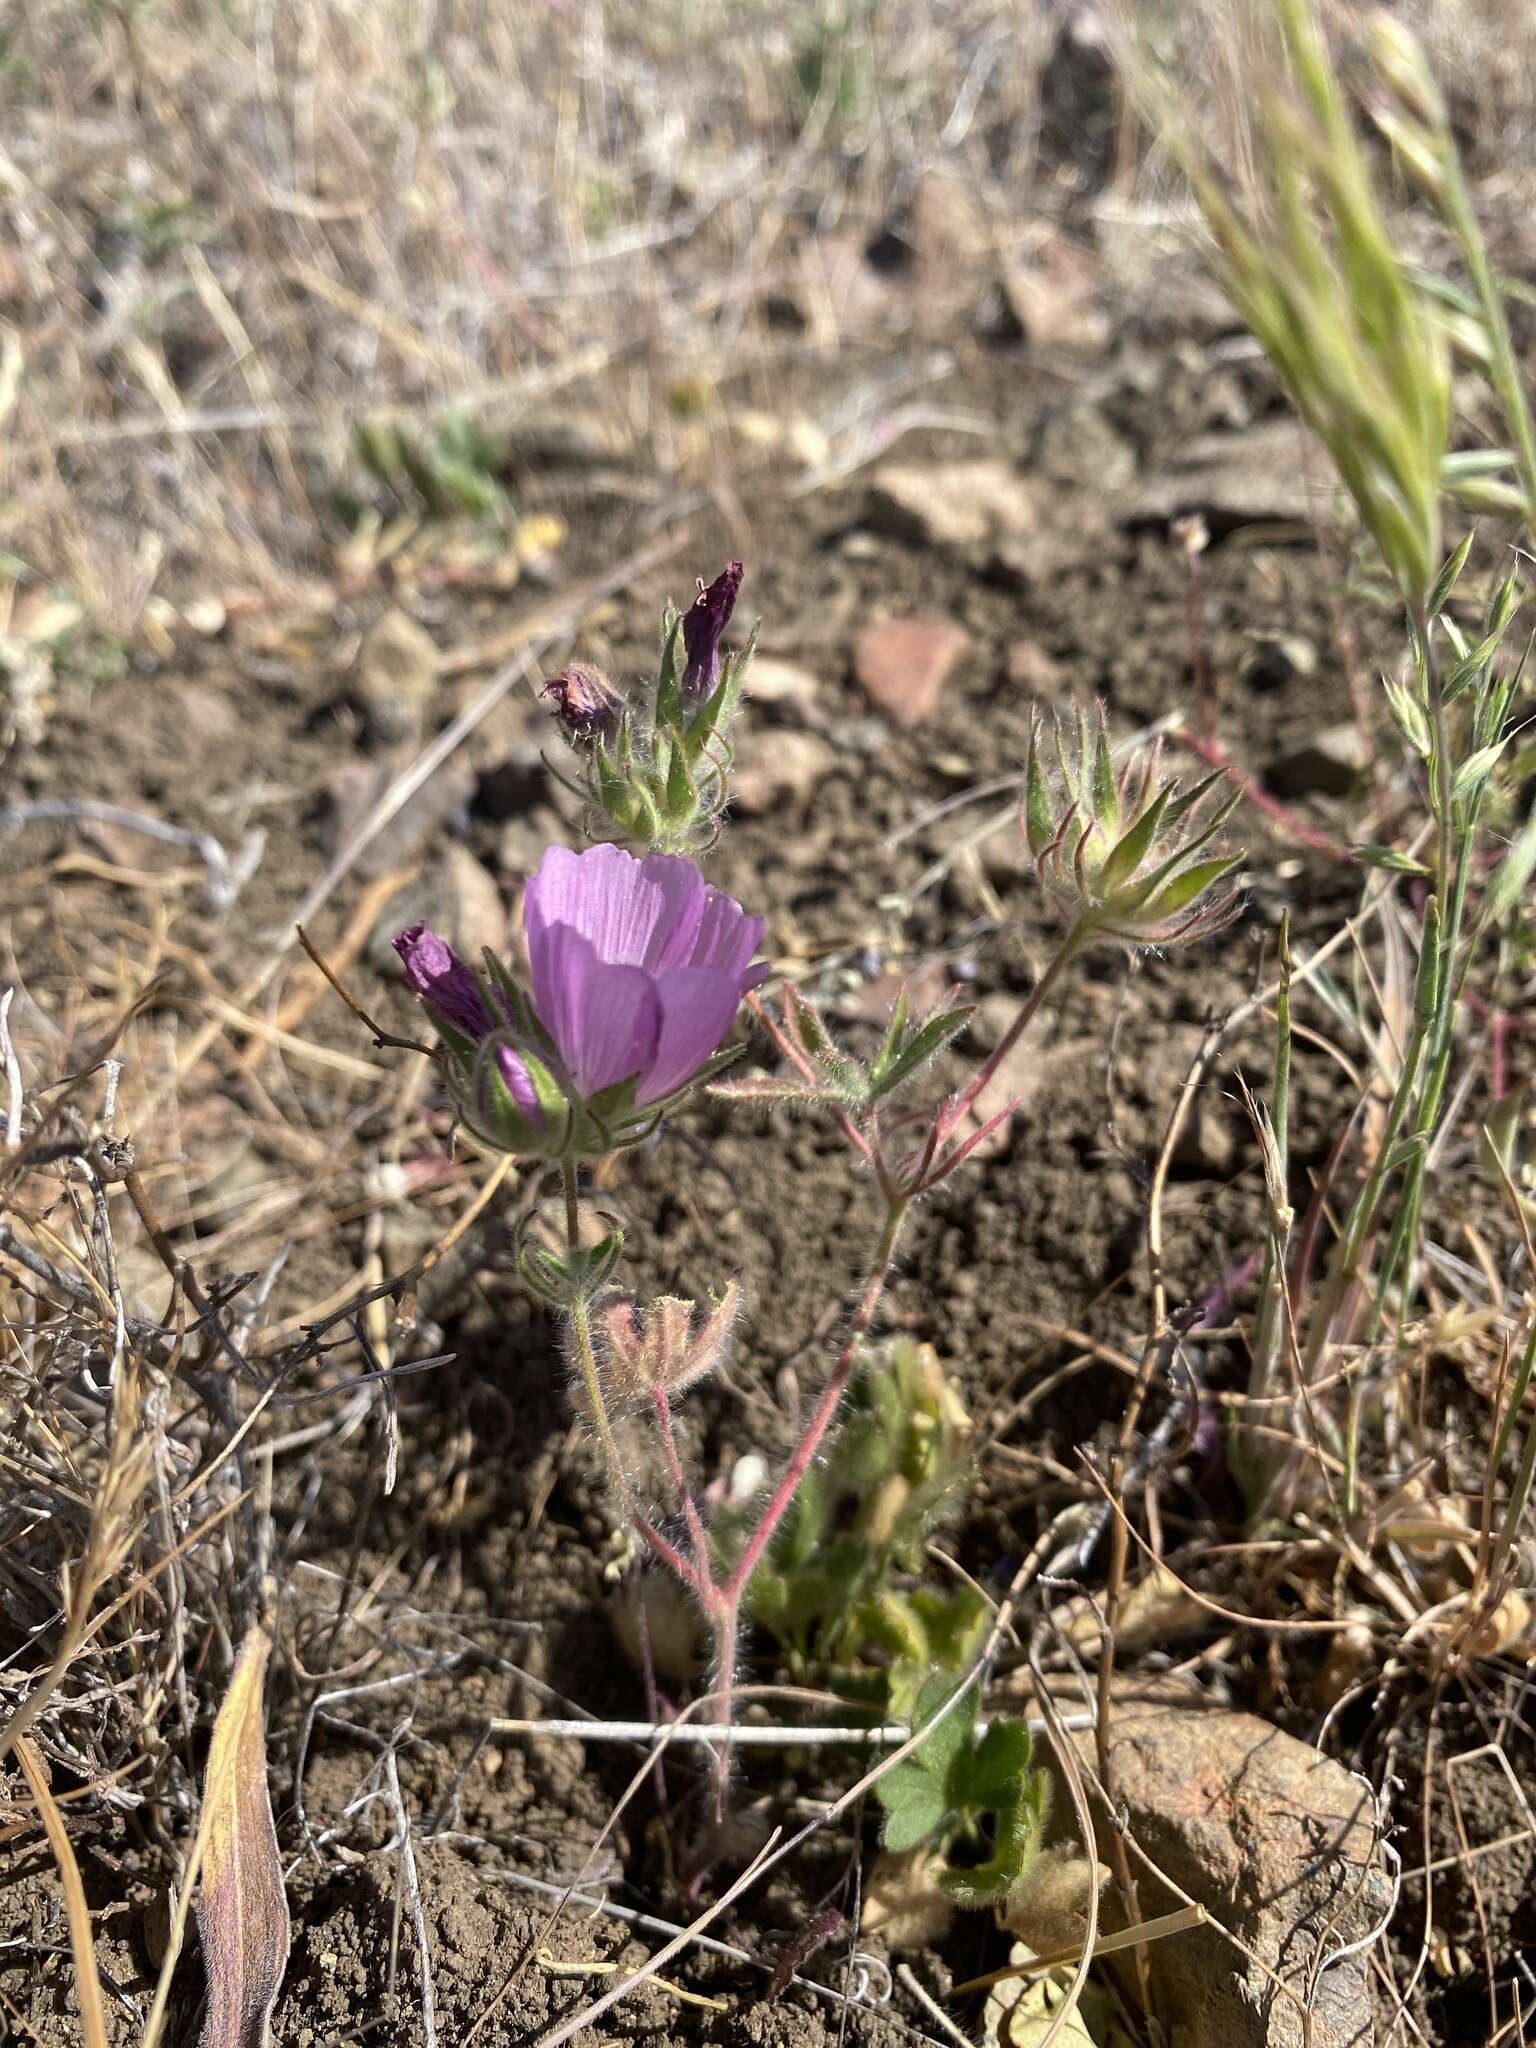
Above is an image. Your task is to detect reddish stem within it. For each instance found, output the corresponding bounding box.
[651,1386,718,1599]
[1171,729,1353,863]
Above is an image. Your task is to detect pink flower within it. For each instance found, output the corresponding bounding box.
[522,843,767,1106]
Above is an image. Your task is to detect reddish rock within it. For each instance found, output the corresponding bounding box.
[853,617,972,727]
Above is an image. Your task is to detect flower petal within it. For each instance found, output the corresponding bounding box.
[634,854,709,971]
[531,924,660,1095]
[524,843,672,973]
[638,968,743,1104]
[393,924,493,1040]
[685,888,766,980]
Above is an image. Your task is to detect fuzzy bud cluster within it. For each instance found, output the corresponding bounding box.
[1023,706,1242,948]
[541,561,753,855]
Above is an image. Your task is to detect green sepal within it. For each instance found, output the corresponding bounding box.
[515,1226,623,1308]
[1352,844,1433,877]
[1099,784,1172,896]
[653,609,684,729]
[1024,727,1053,855]
[1141,853,1242,922]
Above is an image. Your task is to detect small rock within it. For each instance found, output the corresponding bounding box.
[164,676,242,753]
[865,460,1035,552]
[1170,1094,1239,1178]
[1130,420,1324,534]
[1240,633,1317,692]
[1005,640,1066,698]
[497,804,573,880]
[1034,402,1137,489]
[745,657,820,716]
[350,605,439,745]
[733,730,837,813]
[853,617,973,727]
[1045,1681,1387,2048]
[987,256,1110,355]
[1266,722,1367,800]
[368,843,506,974]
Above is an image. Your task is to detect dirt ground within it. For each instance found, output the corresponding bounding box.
[7,9,1536,2046]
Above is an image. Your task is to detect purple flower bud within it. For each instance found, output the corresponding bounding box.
[542,662,624,746]
[392,924,494,1041]
[680,559,744,706]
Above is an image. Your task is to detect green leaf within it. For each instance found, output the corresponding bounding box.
[961,1719,1034,1808]
[780,983,835,1062]
[1451,737,1507,802]
[909,1675,978,1788]
[871,1005,975,1098]
[1024,728,1053,854]
[1143,853,1242,921]
[1427,529,1475,616]
[1484,802,1536,927]
[1098,785,1171,895]
[653,610,683,728]
[877,1763,949,1855]
[1091,711,1118,830]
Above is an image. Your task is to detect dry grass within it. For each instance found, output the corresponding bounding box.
[3,0,1063,632]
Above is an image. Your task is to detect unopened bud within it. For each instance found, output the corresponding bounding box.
[1021,706,1243,948]
[542,661,624,746]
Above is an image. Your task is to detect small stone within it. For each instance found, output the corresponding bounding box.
[745,657,820,716]
[1266,722,1367,800]
[865,459,1036,552]
[1045,1681,1388,2048]
[1005,640,1066,698]
[497,804,573,880]
[350,606,439,745]
[1034,402,1136,489]
[1170,1095,1239,1177]
[988,257,1110,355]
[732,729,837,813]
[853,617,973,727]
[182,596,228,636]
[1130,420,1323,534]
[1240,633,1317,691]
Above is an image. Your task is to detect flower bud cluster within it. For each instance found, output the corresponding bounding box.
[542,561,753,855]
[1023,706,1242,948]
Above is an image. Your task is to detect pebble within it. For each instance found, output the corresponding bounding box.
[349,605,439,746]
[1266,721,1367,800]
[1048,1680,1388,2048]
[732,729,837,813]
[865,459,1036,552]
[853,616,973,727]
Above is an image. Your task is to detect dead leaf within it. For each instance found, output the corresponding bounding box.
[197,1626,289,2048]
